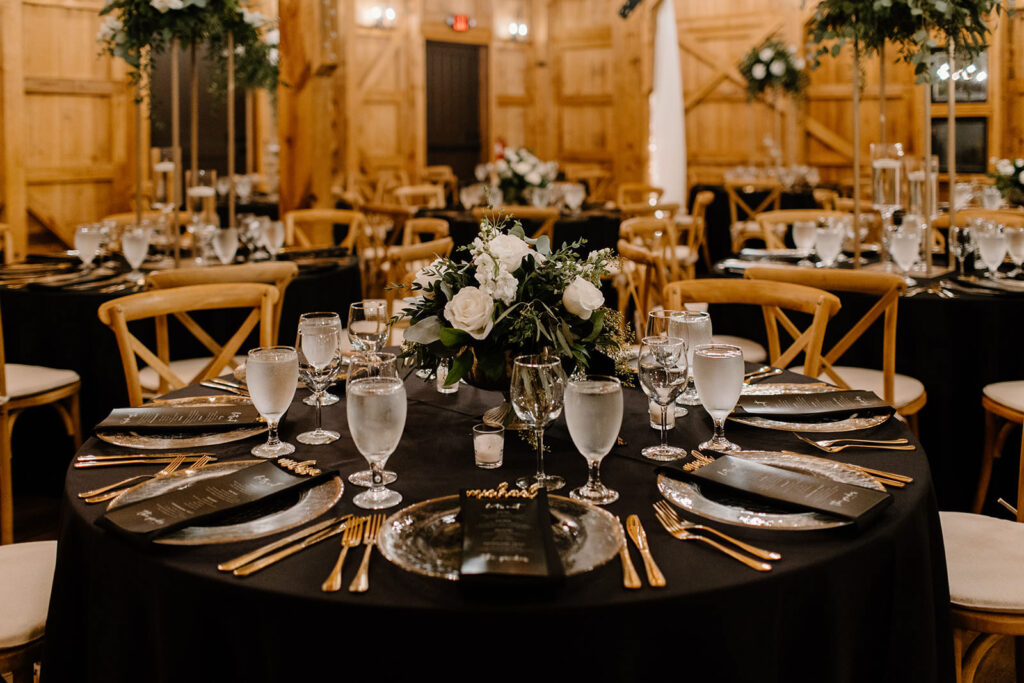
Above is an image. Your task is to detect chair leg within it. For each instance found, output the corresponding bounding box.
[953,628,965,683]
[903,411,920,438]
[973,409,1002,513]
[67,392,82,449]
[1015,635,1024,683]
[963,632,1003,683]
[11,661,35,683]
[0,412,12,545]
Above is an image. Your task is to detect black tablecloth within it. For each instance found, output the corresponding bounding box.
[43,368,952,682]
[423,208,621,254]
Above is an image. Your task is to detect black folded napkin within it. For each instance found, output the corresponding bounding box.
[658,455,892,529]
[735,390,894,420]
[459,483,564,589]
[99,458,336,543]
[96,404,263,433]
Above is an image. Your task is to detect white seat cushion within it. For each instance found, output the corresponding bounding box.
[818,365,924,410]
[0,540,57,648]
[5,364,79,398]
[940,511,1024,613]
[139,356,247,393]
[983,380,1024,412]
[712,335,767,363]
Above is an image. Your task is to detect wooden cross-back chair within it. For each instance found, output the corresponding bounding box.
[744,266,926,433]
[473,207,559,241]
[394,184,446,209]
[383,237,455,318]
[691,190,715,271]
[617,183,663,208]
[619,201,682,220]
[403,217,449,245]
[663,278,841,377]
[933,209,1024,230]
[754,210,852,250]
[564,164,612,201]
[283,208,366,249]
[420,165,458,206]
[360,203,417,246]
[620,217,691,280]
[0,223,14,264]
[725,178,782,252]
[813,188,839,211]
[97,283,279,407]
[616,239,676,332]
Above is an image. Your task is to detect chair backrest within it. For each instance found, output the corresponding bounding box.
[755,210,853,250]
[813,188,838,211]
[360,203,417,246]
[691,190,714,264]
[383,237,455,317]
[663,278,841,376]
[617,183,663,207]
[724,178,782,225]
[564,164,612,201]
[619,201,681,220]
[617,238,676,331]
[283,208,366,249]
[145,261,298,345]
[394,184,446,209]
[403,217,450,245]
[743,266,906,403]
[0,223,14,265]
[472,206,559,241]
[419,165,458,204]
[367,166,411,204]
[97,283,279,407]
[932,209,1024,230]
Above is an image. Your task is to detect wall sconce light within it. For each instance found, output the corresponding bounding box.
[362,5,397,29]
[507,21,528,40]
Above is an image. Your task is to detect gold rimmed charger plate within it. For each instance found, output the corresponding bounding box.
[106,460,344,545]
[377,494,623,581]
[95,395,268,449]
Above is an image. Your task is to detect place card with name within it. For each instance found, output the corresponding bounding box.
[99,459,333,542]
[459,482,563,588]
[664,456,892,528]
[735,390,894,419]
[97,405,263,432]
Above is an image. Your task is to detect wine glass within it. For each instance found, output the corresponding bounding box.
[296,312,342,445]
[792,221,817,266]
[637,336,688,461]
[246,346,299,457]
[692,344,744,452]
[950,226,974,278]
[348,301,389,357]
[121,223,150,282]
[813,223,844,268]
[510,354,567,491]
[74,224,104,270]
[889,226,922,286]
[668,311,712,407]
[646,309,686,337]
[1006,228,1024,278]
[262,221,286,258]
[212,227,239,265]
[346,352,399,488]
[565,375,622,505]
[975,226,1008,280]
[347,375,407,509]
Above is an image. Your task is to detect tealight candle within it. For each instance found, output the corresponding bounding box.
[473,424,504,469]
[649,399,674,430]
[436,361,459,394]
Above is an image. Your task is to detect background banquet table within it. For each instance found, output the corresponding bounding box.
[42,369,952,683]
[422,207,621,253]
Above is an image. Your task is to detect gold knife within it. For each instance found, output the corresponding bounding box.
[77,452,216,461]
[218,515,350,572]
[626,514,666,588]
[616,517,642,590]
[74,456,218,468]
[233,520,349,576]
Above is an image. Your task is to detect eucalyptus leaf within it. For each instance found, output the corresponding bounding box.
[403,316,442,345]
[439,326,472,347]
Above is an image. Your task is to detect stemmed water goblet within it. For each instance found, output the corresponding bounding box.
[668,310,712,408]
[949,226,974,278]
[121,223,151,283]
[346,352,399,488]
[348,301,389,357]
[74,223,104,271]
[565,375,622,505]
[347,374,407,509]
[510,354,567,491]
[888,224,922,286]
[637,336,688,461]
[213,227,239,265]
[246,346,299,457]
[262,221,286,259]
[813,222,844,268]
[1006,228,1024,278]
[975,225,1008,280]
[692,343,745,452]
[296,312,342,445]
[792,221,817,266]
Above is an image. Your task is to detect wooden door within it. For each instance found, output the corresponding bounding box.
[425,41,482,180]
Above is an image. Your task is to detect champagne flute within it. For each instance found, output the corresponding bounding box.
[213,227,239,265]
[74,224,104,271]
[346,352,399,488]
[692,344,744,452]
[565,375,622,505]
[510,354,566,491]
[348,301,389,357]
[637,336,687,461]
[347,375,407,509]
[668,310,712,408]
[296,312,342,445]
[246,346,299,457]
[121,223,150,282]
[949,226,973,278]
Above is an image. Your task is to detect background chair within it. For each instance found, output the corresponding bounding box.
[473,206,559,241]
[97,283,279,407]
[394,184,446,209]
[283,208,366,249]
[616,239,678,333]
[690,190,714,271]
[973,382,1024,514]
[360,203,417,246]
[0,539,57,680]
[617,183,663,207]
[419,165,458,206]
[383,237,455,343]
[813,188,839,211]
[0,223,15,265]
[663,278,840,377]
[724,178,782,252]
[402,217,450,245]
[564,164,612,202]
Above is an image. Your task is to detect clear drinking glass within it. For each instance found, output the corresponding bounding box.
[348,301,389,356]
[212,227,239,265]
[346,353,399,487]
[296,312,342,445]
[637,336,688,461]
[871,143,904,217]
[186,169,218,225]
[473,424,504,469]
[1005,228,1024,278]
[565,375,622,505]
[693,344,745,452]
[975,226,1008,279]
[74,224,104,270]
[814,223,844,268]
[646,309,686,337]
[981,186,1004,210]
[348,375,407,509]
[889,227,922,285]
[121,223,151,282]
[668,311,712,407]
[262,221,286,258]
[151,147,178,211]
[247,346,299,457]
[510,354,567,491]
[792,221,817,266]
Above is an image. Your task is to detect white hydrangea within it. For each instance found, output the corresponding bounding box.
[474,253,519,305]
[769,59,786,77]
[1019,170,1024,185]
[151,0,184,12]
[264,28,280,46]
[242,8,267,26]
[751,63,767,80]
[759,48,774,62]
[268,48,279,66]
[97,15,122,43]
[997,159,1014,176]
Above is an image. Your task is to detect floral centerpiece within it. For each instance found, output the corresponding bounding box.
[492,148,558,205]
[990,158,1024,207]
[399,213,625,401]
[738,35,808,100]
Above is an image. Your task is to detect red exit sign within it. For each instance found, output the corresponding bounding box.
[447,14,474,31]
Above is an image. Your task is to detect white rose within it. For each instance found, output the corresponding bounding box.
[268,48,279,66]
[444,287,494,340]
[997,159,1014,176]
[794,58,806,70]
[751,63,767,80]
[512,161,531,176]
[1019,170,1024,185]
[525,171,543,186]
[759,48,774,62]
[413,259,443,296]
[1016,158,1024,168]
[562,277,604,321]
[150,0,184,12]
[486,233,534,271]
[242,8,266,26]
[97,15,122,42]
[769,59,786,77]
[264,29,280,46]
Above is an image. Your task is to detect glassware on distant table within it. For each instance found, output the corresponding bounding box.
[981,186,1004,210]
[510,354,567,491]
[950,226,973,278]
[975,225,1008,279]
[296,312,342,445]
[235,174,254,204]
[565,375,622,505]
[246,346,299,457]
[346,353,399,487]
[151,147,178,211]
[871,143,904,218]
[348,301,389,356]
[953,182,975,211]
[889,225,922,285]
[121,223,151,282]
[74,223,104,270]
[905,156,938,218]
[472,423,504,469]
[262,221,285,259]
[692,343,744,452]
[562,183,586,213]
[792,221,817,266]
[187,169,218,225]
[1006,228,1024,278]
[813,223,844,268]
[212,227,239,265]
[637,336,688,461]
[347,375,407,509]
[668,310,711,407]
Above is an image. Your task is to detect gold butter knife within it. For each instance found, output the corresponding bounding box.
[626,514,666,588]
[233,520,349,577]
[218,515,350,572]
[616,517,641,590]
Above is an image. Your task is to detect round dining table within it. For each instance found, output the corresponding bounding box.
[41,363,952,683]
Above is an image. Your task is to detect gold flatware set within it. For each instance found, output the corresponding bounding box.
[78,454,214,503]
[792,431,915,453]
[74,451,217,468]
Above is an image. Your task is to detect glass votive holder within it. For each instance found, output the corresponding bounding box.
[649,399,675,430]
[436,361,459,394]
[473,424,504,469]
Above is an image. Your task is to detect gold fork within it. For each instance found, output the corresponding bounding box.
[654,500,781,561]
[792,432,915,453]
[321,517,365,592]
[81,454,188,503]
[348,514,384,593]
[652,504,772,572]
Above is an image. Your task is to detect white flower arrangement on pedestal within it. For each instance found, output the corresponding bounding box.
[489,148,558,205]
[990,157,1024,207]
[738,35,808,100]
